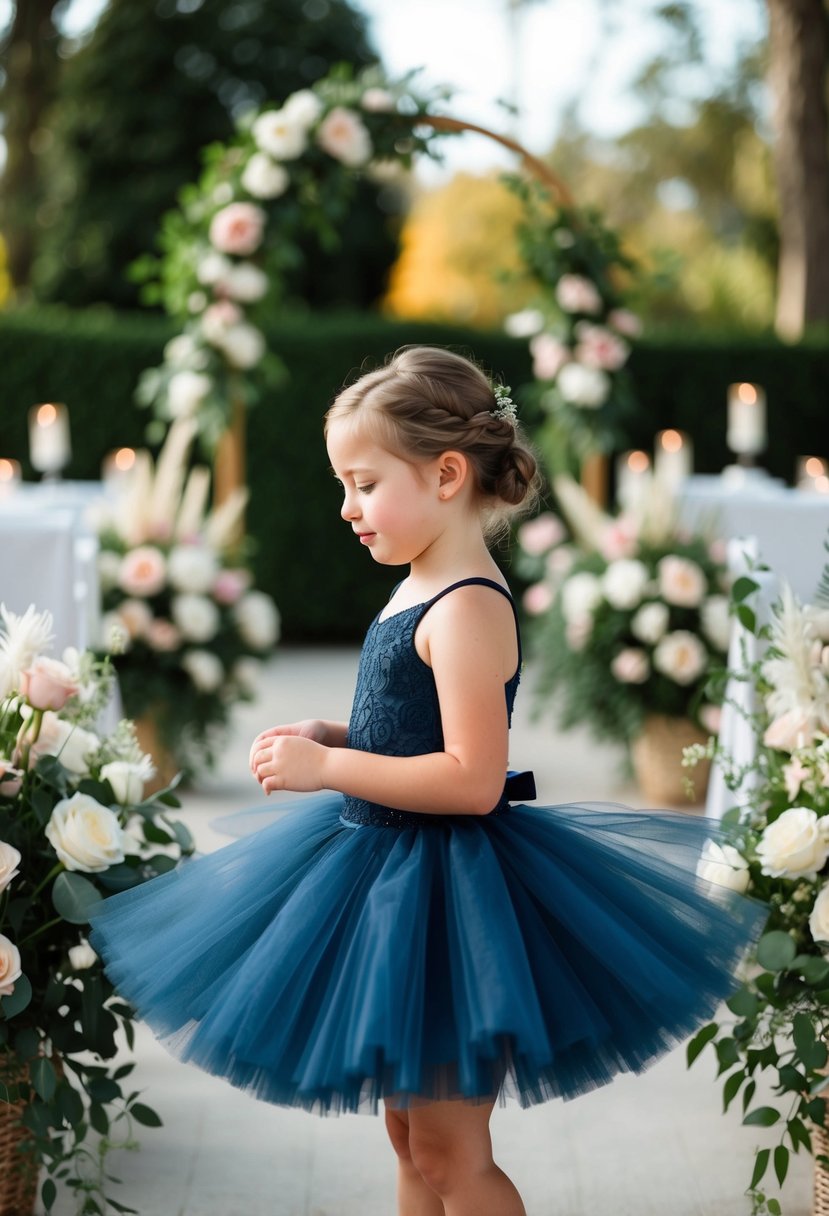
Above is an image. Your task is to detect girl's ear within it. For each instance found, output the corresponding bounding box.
[437,451,470,500]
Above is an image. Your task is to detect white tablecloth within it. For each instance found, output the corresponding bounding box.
[0,480,105,655]
[679,471,829,601]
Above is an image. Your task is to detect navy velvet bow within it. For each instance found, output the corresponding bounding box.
[503,769,537,802]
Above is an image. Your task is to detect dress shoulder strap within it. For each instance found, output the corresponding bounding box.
[418,578,522,669]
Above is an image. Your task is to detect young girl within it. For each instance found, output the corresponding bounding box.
[90,346,767,1216]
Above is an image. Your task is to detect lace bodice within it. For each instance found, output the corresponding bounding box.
[341,578,522,828]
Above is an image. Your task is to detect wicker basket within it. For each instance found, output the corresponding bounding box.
[133,711,179,795]
[0,1057,39,1216]
[630,713,711,806]
[813,1120,829,1215]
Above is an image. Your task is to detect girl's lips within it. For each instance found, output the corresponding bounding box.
[358,533,376,544]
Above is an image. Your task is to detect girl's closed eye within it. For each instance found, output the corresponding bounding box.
[357,483,375,494]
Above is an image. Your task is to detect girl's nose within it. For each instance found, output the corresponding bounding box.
[340,492,360,521]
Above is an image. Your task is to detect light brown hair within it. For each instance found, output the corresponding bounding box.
[325,346,541,541]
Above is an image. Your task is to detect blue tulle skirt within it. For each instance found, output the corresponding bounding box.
[89,795,767,1114]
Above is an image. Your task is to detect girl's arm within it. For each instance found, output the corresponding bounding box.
[254,587,516,816]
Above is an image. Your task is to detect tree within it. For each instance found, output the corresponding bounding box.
[0,0,60,294]
[26,0,397,310]
[766,0,829,337]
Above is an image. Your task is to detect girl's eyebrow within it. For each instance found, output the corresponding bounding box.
[328,465,376,477]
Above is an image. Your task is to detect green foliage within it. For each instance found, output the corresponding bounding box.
[31,0,395,310]
[1,307,828,639]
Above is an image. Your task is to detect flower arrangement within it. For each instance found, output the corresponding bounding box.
[133,64,453,451]
[94,420,280,777]
[517,477,730,750]
[503,178,642,471]
[685,571,829,1215]
[0,602,194,1214]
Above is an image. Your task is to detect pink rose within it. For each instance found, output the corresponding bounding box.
[317,107,372,166]
[118,547,167,597]
[608,308,642,338]
[611,647,650,684]
[699,704,723,735]
[208,202,266,256]
[19,656,79,711]
[202,300,243,343]
[565,616,593,651]
[212,568,251,606]
[529,333,570,381]
[598,518,639,561]
[145,619,182,653]
[0,933,22,997]
[555,274,602,315]
[522,583,554,616]
[764,708,818,752]
[517,513,565,556]
[574,322,630,372]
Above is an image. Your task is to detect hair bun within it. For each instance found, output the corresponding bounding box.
[494,446,536,507]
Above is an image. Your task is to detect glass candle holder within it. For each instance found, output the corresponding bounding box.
[727,383,766,463]
[28,403,71,477]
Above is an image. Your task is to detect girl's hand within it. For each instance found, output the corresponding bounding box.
[252,735,327,794]
[248,720,329,775]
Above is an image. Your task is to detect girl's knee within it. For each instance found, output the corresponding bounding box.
[408,1127,485,1196]
[384,1105,412,1161]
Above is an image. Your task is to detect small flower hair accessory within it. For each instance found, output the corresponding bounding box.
[491,383,517,424]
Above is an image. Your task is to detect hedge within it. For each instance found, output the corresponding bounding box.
[1,306,827,640]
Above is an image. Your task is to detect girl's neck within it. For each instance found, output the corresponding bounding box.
[407,525,501,593]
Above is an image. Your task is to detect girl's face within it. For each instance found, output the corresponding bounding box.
[326,419,446,566]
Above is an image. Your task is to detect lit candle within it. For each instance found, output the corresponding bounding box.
[654,429,693,494]
[102,447,137,492]
[727,383,766,458]
[796,456,828,492]
[0,459,21,500]
[28,402,71,475]
[616,449,651,513]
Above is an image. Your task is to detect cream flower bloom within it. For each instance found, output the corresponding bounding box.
[0,933,22,996]
[696,840,750,893]
[68,940,98,971]
[560,572,603,623]
[252,108,308,160]
[241,152,289,199]
[46,792,126,873]
[172,595,220,644]
[181,649,225,693]
[317,107,372,167]
[602,559,649,610]
[631,602,669,645]
[653,631,708,685]
[168,544,219,595]
[757,807,829,880]
[657,556,707,608]
[234,592,280,650]
[0,842,22,894]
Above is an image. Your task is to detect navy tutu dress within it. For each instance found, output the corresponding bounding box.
[90,577,768,1114]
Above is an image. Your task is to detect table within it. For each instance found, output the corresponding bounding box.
[0,480,106,656]
[679,469,829,601]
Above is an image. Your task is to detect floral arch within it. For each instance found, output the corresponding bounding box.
[134,65,640,511]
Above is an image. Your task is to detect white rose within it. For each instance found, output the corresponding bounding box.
[215,323,266,369]
[757,807,829,880]
[653,631,708,685]
[610,647,650,684]
[252,108,307,159]
[317,106,372,167]
[234,591,280,650]
[561,572,603,623]
[181,649,225,693]
[631,601,669,645]
[810,882,829,943]
[216,262,268,303]
[29,713,100,776]
[701,594,732,652]
[167,370,212,419]
[0,933,22,997]
[101,757,155,805]
[68,940,98,971]
[503,309,544,338]
[697,840,750,893]
[241,152,290,200]
[171,594,220,643]
[602,559,649,610]
[283,89,324,128]
[195,251,231,286]
[168,544,219,595]
[45,792,127,873]
[232,656,262,696]
[164,333,198,364]
[556,362,610,409]
[0,842,21,894]
[361,87,395,112]
[657,556,707,608]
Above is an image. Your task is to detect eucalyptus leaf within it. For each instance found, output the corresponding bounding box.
[687,1022,718,1066]
[52,872,103,924]
[743,1106,780,1127]
[756,931,797,972]
[30,1057,57,1103]
[0,973,32,1019]
[726,988,760,1019]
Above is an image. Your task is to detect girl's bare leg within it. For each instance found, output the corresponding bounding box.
[384,1104,446,1216]
[405,1098,525,1216]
